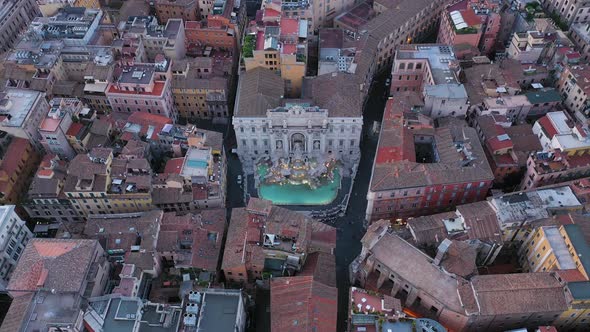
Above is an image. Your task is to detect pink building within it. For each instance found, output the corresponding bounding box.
[37,99,83,160]
[437,0,501,57]
[106,57,177,122]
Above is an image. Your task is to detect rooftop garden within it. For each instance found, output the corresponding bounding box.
[525,1,544,21]
[242,34,255,58]
[455,26,479,35]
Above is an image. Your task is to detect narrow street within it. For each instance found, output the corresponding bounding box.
[334,71,388,331]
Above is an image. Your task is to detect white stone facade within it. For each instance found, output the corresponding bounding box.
[234,103,362,175]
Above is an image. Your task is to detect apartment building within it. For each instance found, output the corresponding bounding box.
[0,0,41,53]
[366,94,494,223]
[0,205,33,291]
[517,223,590,331]
[0,239,110,332]
[106,60,177,122]
[185,16,237,51]
[153,135,226,211]
[0,137,40,206]
[318,28,365,75]
[355,0,451,72]
[507,30,546,64]
[438,0,489,57]
[490,185,584,244]
[242,4,308,97]
[23,154,83,227]
[525,88,563,119]
[569,23,590,62]
[222,198,336,285]
[84,294,183,331]
[472,115,542,184]
[155,0,199,23]
[84,210,162,255]
[557,64,590,117]
[233,68,363,175]
[37,98,83,160]
[0,88,50,152]
[36,0,101,16]
[82,56,114,114]
[171,58,229,123]
[442,0,501,56]
[157,210,226,272]
[63,148,153,217]
[117,16,186,61]
[519,112,590,190]
[518,225,582,274]
[390,45,468,118]
[30,6,103,46]
[542,0,590,25]
[185,0,245,50]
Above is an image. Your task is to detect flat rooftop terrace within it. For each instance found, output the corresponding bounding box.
[197,292,241,331]
[396,45,459,84]
[0,89,43,128]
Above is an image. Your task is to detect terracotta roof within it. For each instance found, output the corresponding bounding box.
[440,240,478,278]
[504,124,542,152]
[164,157,184,174]
[538,115,559,138]
[157,210,226,271]
[85,211,162,252]
[300,252,336,288]
[7,239,100,294]
[456,201,502,243]
[365,232,464,313]
[66,122,84,136]
[460,273,568,316]
[270,275,337,332]
[235,67,284,117]
[301,72,363,117]
[370,102,493,191]
[0,293,34,332]
[279,18,299,36]
[556,269,587,282]
[407,212,453,245]
[222,204,335,274]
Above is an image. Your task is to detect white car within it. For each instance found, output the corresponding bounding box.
[237,175,242,184]
[385,78,391,86]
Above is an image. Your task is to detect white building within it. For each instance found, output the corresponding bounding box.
[0,88,50,152]
[233,68,363,175]
[507,31,545,64]
[532,111,590,153]
[0,205,33,290]
[391,45,469,119]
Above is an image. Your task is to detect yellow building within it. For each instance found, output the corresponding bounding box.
[241,12,308,98]
[519,223,590,331]
[243,49,305,97]
[64,148,154,216]
[519,224,590,277]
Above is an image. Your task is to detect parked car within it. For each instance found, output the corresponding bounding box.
[237,175,242,184]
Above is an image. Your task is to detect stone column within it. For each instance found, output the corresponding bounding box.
[376,270,387,289]
[405,288,418,307]
[391,282,401,297]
